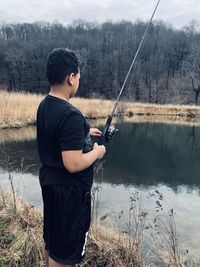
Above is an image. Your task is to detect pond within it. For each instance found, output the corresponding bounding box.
[0,120,200,265]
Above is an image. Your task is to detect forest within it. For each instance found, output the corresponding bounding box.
[0,20,200,104]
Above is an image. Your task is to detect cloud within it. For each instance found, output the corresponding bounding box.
[0,0,199,29]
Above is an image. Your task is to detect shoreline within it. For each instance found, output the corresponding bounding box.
[1,114,200,130]
[1,91,200,130]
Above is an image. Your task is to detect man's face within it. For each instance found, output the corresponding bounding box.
[68,69,81,98]
[71,71,80,97]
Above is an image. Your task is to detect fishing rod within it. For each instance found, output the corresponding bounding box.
[99,0,161,145]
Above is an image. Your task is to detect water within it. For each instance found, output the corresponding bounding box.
[0,121,200,265]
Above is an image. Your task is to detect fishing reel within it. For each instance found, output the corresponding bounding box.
[104,124,118,143]
[99,115,118,145]
[84,123,118,152]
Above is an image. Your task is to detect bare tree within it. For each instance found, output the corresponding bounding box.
[188,71,200,105]
[0,20,199,105]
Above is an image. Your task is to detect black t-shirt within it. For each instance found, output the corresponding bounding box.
[36,94,93,191]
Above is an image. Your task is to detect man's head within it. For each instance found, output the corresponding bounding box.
[46,48,81,97]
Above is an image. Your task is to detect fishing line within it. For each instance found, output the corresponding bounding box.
[99,0,161,145]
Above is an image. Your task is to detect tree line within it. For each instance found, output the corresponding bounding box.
[0,20,200,104]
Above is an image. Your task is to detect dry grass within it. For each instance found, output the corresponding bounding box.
[125,102,200,118]
[0,192,43,266]
[1,90,200,129]
[72,98,115,119]
[0,177,196,267]
[0,191,142,267]
[1,188,193,267]
[79,223,142,267]
[0,91,42,129]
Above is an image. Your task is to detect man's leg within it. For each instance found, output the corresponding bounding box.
[49,256,76,267]
[49,256,64,267]
[43,241,49,267]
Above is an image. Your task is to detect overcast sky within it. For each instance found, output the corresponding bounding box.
[0,0,199,29]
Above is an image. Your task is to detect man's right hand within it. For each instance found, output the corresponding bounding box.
[93,142,106,159]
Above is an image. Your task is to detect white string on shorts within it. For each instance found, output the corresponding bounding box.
[81,231,88,256]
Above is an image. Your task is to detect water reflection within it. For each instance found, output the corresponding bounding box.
[0,126,36,144]
[1,122,200,191]
[102,122,200,190]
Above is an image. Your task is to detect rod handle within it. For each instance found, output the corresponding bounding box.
[98,115,112,145]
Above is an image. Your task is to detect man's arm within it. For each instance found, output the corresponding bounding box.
[62,143,105,173]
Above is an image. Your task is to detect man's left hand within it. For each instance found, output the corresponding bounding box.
[89,128,102,137]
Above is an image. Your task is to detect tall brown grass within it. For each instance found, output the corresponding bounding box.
[0,91,42,129]
[0,190,43,266]
[1,91,200,129]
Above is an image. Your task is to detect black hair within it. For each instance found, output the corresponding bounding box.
[46,48,81,86]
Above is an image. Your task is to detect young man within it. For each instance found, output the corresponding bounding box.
[36,48,106,267]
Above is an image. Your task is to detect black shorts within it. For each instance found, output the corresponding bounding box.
[41,184,91,265]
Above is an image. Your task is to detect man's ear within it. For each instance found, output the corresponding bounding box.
[68,73,74,85]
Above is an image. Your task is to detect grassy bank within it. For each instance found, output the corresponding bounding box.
[0,191,142,267]
[1,91,200,129]
[1,173,197,267]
